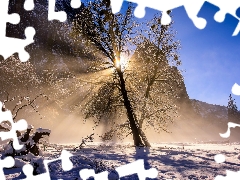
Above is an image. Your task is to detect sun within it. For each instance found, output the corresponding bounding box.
[115,58,121,68]
[114,55,129,71]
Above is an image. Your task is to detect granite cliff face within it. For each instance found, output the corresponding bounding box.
[129,40,191,107]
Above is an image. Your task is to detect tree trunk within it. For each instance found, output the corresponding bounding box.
[117,70,144,146]
[138,120,151,147]
[138,101,151,147]
[137,71,160,147]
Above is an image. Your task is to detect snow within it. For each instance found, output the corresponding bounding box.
[3,142,240,179]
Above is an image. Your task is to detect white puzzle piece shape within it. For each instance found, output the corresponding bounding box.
[110,0,240,35]
[0,156,15,180]
[21,150,73,179]
[0,0,35,62]
[48,0,81,22]
[0,102,28,150]
[115,159,158,180]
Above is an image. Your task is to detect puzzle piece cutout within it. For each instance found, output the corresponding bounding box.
[215,170,240,180]
[0,0,36,62]
[24,0,35,11]
[110,0,240,35]
[48,0,81,22]
[0,0,82,62]
[0,102,28,150]
[219,122,240,138]
[79,159,158,180]
[214,154,226,164]
[0,156,15,180]
[21,150,73,179]
[232,83,240,96]
[80,169,109,180]
[115,159,158,180]
[214,83,240,179]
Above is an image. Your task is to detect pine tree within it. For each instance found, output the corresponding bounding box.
[227,94,239,123]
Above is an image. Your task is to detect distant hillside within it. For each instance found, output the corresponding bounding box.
[190,99,228,122]
[152,99,240,143]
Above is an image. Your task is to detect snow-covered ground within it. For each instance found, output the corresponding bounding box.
[3,142,240,180]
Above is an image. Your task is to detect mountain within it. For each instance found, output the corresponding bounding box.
[191,99,228,122]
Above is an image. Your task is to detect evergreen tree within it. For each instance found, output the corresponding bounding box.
[227,94,239,122]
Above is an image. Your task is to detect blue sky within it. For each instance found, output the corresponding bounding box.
[137,2,240,108]
[172,3,240,108]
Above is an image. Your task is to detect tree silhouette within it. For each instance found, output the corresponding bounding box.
[72,0,144,146]
[72,0,182,147]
